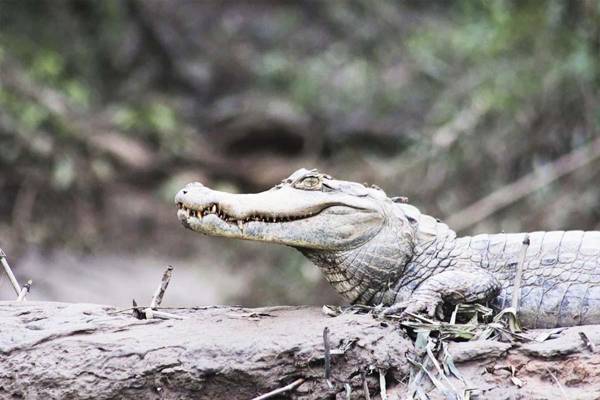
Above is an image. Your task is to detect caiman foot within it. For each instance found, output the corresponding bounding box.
[379,267,501,321]
[380,296,445,320]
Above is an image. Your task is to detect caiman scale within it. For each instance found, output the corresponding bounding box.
[175,168,600,328]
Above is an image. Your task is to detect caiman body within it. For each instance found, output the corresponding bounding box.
[175,169,600,328]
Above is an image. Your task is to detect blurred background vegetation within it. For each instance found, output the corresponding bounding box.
[1,0,599,306]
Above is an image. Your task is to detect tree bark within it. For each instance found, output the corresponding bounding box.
[0,301,599,400]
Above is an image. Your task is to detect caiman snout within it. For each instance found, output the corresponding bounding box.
[175,182,241,223]
[176,181,205,199]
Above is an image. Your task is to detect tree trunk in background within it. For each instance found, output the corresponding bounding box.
[0,302,599,400]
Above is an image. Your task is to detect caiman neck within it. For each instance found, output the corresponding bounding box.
[301,203,460,306]
[379,207,459,305]
[299,219,415,304]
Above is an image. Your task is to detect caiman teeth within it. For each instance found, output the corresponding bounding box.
[179,202,316,224]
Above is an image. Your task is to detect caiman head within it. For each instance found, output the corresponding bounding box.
[175,168,428,304]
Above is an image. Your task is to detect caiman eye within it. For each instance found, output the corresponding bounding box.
[294,176,322,190]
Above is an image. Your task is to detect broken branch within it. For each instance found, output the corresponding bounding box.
[446,137,600,231]
[0,248,22,296]
[251,378,306,400]
[149,265,173,309]
[323,326,334,389]
[16,280,32,301]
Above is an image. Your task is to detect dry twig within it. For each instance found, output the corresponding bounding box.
[323,326,334,389]
[17,280,32,301]
[362,371,372,400]
[143,266,186,319]
[251,378,306,400]
[144,309,187,320]
[344,383,352,400]
[131,266,187,320]
[379,369,388,400]
[579,331,596,352]
[149,265,173,309]
[0,248,22,296]
[545,368,567,400]
[132,299,145,320]
[511,235,530,314]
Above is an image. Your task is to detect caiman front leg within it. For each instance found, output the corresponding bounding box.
[383,267,501,319]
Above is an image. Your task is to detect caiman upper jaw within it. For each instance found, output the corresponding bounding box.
[175,177,385,250]
[174,181,334,236]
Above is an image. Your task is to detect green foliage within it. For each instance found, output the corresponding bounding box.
[112,102,183,153]
[407,1,600,119]
[30,49,64,82]
[64,80,91,109]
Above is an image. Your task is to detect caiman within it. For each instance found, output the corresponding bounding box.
[175,168,600,328]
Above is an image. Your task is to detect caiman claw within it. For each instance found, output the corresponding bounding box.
[380,296,445,320]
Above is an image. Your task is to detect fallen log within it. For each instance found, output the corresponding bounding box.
[0,301,599,399]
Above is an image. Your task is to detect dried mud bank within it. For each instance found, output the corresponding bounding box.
[0,302,598,399]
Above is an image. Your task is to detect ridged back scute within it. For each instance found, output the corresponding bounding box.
[393,203,456,245]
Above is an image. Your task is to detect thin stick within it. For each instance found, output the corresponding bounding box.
[362,371,372,400]
[17,280,32,301]
[251,378,305,400]
[150,265,173,309]
[579,331,596,352]
[407,356,432,398]
[132,299,145,320]
[379,369,388,400]
[0,248,22,296]
[323,326,334,389]
[408,358,446,396]
[511,235,530,313]
[143,308,187,320]
[425,339,457,395]
[545,368,567,400]
[344,383,351,400]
